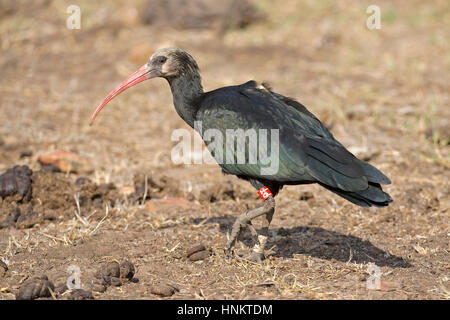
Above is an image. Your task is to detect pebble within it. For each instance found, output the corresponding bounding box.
[38,150,92,174]
[68,289,94,300]
[16,275,55,300]
[186,244,210,261]
[150,282,179,297]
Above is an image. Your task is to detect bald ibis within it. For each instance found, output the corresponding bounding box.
[90,48,392,262]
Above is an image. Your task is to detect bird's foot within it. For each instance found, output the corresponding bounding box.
[240,234,268,264]
[239,251,265,264]
[224,248,234,260]
[224,232,239,260]
[224,240,236,260]
[224,204,272,263]
[224,213,251,254]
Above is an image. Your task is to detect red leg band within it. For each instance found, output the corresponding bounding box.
[258,187,272,200]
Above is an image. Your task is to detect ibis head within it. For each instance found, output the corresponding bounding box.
[90,48,201,125]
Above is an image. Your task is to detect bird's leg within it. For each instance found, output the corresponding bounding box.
[246,221,258,240]
[260,205,275,247]
[230,219,259,253]
[243,220,264,253]
[225,196,275,263]
[245,197,275,263]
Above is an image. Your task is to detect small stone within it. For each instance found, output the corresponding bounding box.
[167,282,180,292]
[16,275,55,300]
[91,283,107,293]
[150,283,176,297]
[186,244,210,261]
[94,260,135,288]
[96,261,120,279]
[68,289,94,300]
[0,207,21,229]
[38,150,92,174]
[186,244,206,257]
[0,165,33,202]
[19,150,33,158]
[15,211,42,229]
[119,260,135,279]
[54,283,68,295]
[188,250,210,261]
[75,177,91,186]
[110,277,122,287]
[39,164,61,173]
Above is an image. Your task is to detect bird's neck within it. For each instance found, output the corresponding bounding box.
[168,72,204,128]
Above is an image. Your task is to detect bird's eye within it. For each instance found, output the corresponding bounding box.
[157,56,167,64]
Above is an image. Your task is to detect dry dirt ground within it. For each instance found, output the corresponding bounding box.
[0,0,449,300]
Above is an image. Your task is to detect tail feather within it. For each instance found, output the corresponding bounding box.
[319,182,393,207]
[358,160,391,185]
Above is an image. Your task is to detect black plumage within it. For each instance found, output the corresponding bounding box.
[91,48,393,261]
[196,80,392,207]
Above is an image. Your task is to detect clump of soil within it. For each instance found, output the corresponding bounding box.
[65,289,94,300]
[16,275,54,300]
[131,173,181,202]
[92,260,137,292]
[131,173,255,203]
[149,282,180,297]
[184,181,255,203]
[32,171,119,215]
[1,164,252,231]
[94,260,136,282]
[186,244,210,261]
[0,166,120,229]
[0,165,32,202]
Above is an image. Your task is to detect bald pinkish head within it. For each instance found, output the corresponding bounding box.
[90,48,199,125]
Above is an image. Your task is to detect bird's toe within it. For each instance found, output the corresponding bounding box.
[239,251,265,264]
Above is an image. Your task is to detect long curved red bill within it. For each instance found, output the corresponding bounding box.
[90,64,152,125]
